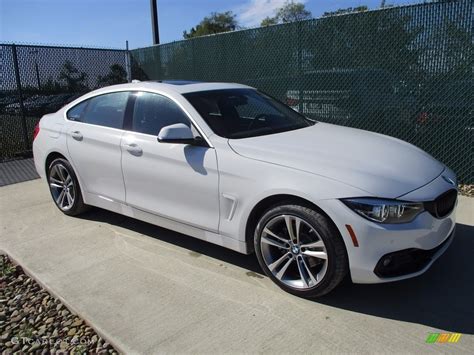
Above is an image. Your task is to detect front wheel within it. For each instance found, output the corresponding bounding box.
[254,204,348,298]
[47,158,88,216]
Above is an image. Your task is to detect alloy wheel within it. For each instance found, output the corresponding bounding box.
[49,164,75,211]
[260,214,328,289]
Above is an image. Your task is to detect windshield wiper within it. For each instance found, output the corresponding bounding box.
[228,124,311,139]
[227,127,274,139]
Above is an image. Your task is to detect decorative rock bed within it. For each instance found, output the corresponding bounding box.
[0,255,118,354]
[458,184,473,197]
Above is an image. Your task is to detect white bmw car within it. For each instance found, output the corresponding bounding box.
[33,81,457,297]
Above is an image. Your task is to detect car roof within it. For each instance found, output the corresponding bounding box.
[95,80,253,95]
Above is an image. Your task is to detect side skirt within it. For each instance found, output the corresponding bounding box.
[83,192,249,254]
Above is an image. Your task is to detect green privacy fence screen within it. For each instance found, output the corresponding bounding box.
[131,0,473,183]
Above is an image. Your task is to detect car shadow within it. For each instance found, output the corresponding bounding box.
[79,208,474,334]
[79,208,262,273]
[318,222,474,334]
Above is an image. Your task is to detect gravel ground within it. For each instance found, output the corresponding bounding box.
[0,255,118,354]
[458,184,474,197]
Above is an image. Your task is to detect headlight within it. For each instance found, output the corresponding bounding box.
[342,198,424,224]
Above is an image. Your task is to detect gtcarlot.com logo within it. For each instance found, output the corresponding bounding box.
[426,333,462,343]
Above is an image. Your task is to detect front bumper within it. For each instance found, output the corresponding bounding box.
[317,172,457,284]
[373,228,454,278]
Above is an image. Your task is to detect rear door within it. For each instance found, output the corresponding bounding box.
[66,91,129,203]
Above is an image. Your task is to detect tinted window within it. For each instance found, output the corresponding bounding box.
[67,101,88,121]
[132,92,190,135]
[184,89,314,139]
[80,92,128,129]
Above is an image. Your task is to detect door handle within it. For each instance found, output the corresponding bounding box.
[71,130,83,141]
[123,143,143,156]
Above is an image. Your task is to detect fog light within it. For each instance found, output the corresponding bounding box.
[383,257,392,267]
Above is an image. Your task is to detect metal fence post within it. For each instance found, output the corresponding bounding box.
[125,40,132,82]
[297,22,303,114]
[11,44,30,151]
[192,40,196,79]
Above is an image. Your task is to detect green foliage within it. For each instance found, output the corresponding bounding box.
[97,64,127,87]
[260,1,312,26]
[275,1,312,22]
[260,16,278,27]
[58,60,88,92]
[41,77,63,94]
[183,11,238,39]
[131,57,149,81]
[322,6,369,17]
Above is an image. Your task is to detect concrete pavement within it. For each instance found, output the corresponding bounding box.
[1,179,473,354]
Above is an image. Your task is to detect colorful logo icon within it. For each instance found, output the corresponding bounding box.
[426,333,462,343]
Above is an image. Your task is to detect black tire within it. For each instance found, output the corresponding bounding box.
[254,204,348,298]
[47,158,88,216]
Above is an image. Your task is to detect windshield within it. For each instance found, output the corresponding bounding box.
[184,89,315,139]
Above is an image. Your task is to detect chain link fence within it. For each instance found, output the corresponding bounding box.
[0,1,472,183]
[0,43,130,160]
[131,0,473,183]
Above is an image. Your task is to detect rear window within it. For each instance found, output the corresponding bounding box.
[67,92,129,129]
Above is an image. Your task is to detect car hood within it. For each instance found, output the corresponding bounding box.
[228,123,444,198]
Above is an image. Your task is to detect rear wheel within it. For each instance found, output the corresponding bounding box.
[254,204,348,298]
[47,158,88,216]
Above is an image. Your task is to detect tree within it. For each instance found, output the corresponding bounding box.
[322,6,368,17]
[260,16,278,27]
[131,57,149,81]
[58,60,88,92]
[260,1,311,26]
[183,11,238,39]
[276,1,312,22]
[97,64,127,87]
[42,77,62,94]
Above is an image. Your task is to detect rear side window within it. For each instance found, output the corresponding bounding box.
[66,101,88,121]
[131,92,190,136]
[68,92,129,129]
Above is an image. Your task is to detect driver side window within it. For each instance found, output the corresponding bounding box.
[131,92,190,136]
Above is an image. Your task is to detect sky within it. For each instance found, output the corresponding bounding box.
[1,0,424,49]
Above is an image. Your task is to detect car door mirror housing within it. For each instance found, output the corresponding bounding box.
[158,123,203,145]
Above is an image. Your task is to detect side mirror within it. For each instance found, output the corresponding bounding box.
[157,123,203,145]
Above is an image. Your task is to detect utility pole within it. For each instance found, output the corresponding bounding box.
[150,0,160,45]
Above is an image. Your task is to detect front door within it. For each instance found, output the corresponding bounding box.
[121,92,219,231]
